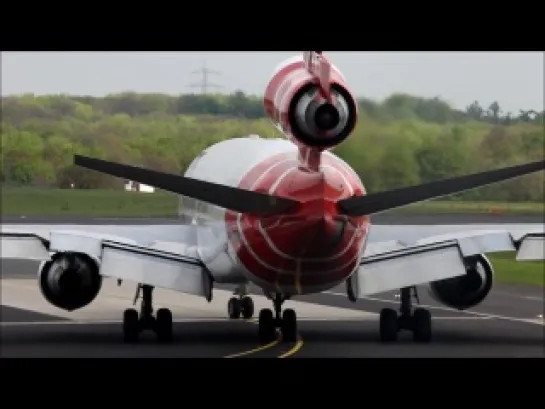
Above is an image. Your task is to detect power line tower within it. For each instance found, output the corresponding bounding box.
[188,60,223,94]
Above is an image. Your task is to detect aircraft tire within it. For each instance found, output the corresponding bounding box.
[228,297,241,319]
[258,308,276,343]
[123,308,139,343]
[281,308,297,342]
[240,296,254,319]
[379,308,398,342]
[156,308,173,343]
[412,308,432,343]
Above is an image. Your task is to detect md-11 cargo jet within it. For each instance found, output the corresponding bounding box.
[2,52,543,344]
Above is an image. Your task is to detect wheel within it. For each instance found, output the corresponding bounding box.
[379,308,398,342]
[281,308,297,343]
[240,296,254,319]
[156,308,173,343]
[258,308,276,343]
[123,308,139,343]
[228,297,241,319]
[413,308,432,343]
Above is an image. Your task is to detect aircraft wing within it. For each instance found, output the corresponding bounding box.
[1,222,198,247]
[351,228,544,297]
[0,226,212,298]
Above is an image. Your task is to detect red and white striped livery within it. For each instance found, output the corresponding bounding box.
[264,52,358,169]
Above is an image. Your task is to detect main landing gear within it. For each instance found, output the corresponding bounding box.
[258,293,297,343]
[227,285,255,320]
[123,284,173,343]
[379,286,432,343]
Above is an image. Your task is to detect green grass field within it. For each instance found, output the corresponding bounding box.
[488,253,543,287]
[1,187,180,217]
[2,187,544,217]
[389,200,545,215]
[2,187,543,287]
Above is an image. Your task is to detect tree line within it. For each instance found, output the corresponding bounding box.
[1,93,543,202]
[2,92,543,126]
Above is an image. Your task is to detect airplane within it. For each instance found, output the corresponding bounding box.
[1,51,544,345]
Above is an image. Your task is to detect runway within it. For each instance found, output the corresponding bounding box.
[2,257,544,358]
[2,213,544,225]
[3,306,543,358]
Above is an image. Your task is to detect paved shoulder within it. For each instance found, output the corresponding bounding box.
[2,213,543,225]
[1,305,67,323]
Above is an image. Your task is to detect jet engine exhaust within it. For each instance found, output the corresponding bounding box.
[264,54,358,150]
[314,103,340,131]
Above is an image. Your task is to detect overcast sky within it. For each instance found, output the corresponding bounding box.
[1,52,543,113]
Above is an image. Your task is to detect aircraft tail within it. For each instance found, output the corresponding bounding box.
[303,51,332,101]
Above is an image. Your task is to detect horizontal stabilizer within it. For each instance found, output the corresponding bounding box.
[337,160,544,217]
[74,155,299,216]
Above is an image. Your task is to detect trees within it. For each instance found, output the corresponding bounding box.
[1,92,543,201]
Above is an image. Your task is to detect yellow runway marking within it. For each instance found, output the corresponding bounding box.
[223,337,281,358]
[224,321,305,358]
[278,335,304,358]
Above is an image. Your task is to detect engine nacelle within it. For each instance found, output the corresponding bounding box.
[264,55,358,150]
[39,252,102,311]
[428,254,494,310]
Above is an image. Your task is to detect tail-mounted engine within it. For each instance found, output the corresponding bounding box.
[428,254,494,310]
[264,53,358,150]
[39,252,102,311]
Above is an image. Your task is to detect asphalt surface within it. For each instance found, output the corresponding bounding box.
[2,213,543,225]
[2,258,544,358]
[2,305,543,358]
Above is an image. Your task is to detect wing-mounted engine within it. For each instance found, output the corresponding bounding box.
[428,254,494,310]
[264,53,358,150]
[39,252,102,311]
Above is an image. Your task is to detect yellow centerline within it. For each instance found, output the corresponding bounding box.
[278,335,304,358]
[223,324,305,358]
[223,337,280,358]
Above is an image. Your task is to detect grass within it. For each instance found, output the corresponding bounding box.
[1,187,179,217]
[2,187,544,217]
[389,200,544,215]
[488,252,544,287]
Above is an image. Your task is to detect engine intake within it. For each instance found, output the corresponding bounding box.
[428,254,494,310]
[39,252,102,311]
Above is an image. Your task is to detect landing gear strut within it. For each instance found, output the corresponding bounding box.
[258,293,297,343]
[379,286,431,343]
[227,284,254,320]
[123,284,173,343]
